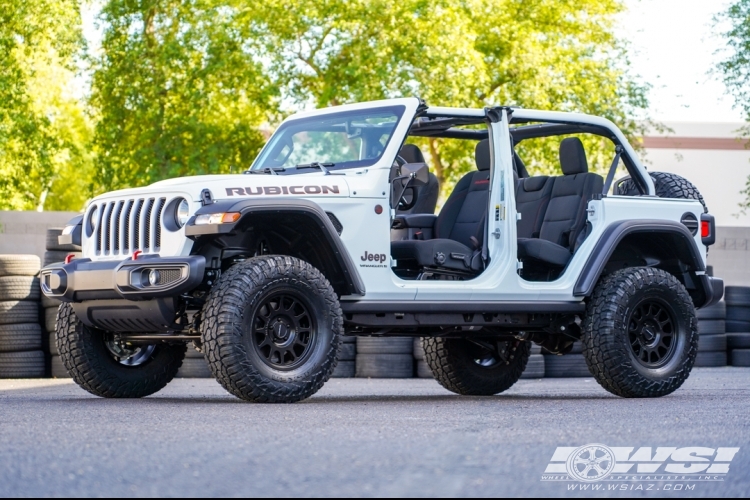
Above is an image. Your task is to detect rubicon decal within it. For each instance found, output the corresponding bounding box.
[225,185,341,196]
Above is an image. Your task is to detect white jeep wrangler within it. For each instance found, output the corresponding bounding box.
[41,98,723,402]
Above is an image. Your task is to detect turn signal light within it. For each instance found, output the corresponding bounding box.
[194,212,241,225]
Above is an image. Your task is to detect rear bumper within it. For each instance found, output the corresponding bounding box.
[40,255,206,302]
[698,275,724,309]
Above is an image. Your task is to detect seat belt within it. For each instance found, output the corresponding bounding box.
[602,145,624,196]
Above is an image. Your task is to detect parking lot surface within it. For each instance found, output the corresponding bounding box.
[0,368,748,497]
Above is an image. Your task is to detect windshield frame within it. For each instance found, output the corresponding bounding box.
[250,105,407,173]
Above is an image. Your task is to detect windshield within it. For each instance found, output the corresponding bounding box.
[251,106,405,172]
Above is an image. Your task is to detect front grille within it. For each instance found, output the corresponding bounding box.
[95,197,166,256]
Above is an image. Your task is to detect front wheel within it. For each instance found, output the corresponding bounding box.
[201,256,342,403]
[56,303,186,398]
[582,267,698,398]
[424,337,530,396]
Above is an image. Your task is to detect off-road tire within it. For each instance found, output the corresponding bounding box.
[0,277,40,301]
[0,255,41,276]
[356,337,412,355]
[201,256,342,403]
[423,338,531,396]
[56,303,186,398]
[582,267,698,398]
[0,323,42,352]
[615,171,708,213]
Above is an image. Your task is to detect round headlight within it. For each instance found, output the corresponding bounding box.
[175,199,190,228]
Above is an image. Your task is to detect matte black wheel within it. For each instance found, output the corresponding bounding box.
[582,267,698,398]
[423,337,530,396]
[201,256,342,403]
[56,303,186,398]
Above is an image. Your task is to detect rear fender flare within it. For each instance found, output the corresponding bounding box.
[574,220,709,305]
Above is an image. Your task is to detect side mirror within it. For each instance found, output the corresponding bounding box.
[390,163,429,210]
[400,162,429,186]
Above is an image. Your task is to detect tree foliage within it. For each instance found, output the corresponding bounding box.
[0,0,91,211]
[716,0,750,213]
[90,0,277,192]
[251,0,648,192]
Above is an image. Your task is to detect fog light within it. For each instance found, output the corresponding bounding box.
[148,269,161,286]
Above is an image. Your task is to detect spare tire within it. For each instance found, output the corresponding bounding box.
[615,172,708,213]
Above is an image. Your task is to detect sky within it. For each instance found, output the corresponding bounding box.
[619,0,744,123]
[80,0,746,125]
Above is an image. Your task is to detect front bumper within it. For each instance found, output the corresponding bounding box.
[40,255,206,302]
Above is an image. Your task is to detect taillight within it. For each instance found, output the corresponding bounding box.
[700,214,716,246]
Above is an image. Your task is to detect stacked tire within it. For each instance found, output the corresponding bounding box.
[695,300,728,367]
[177,345,213,378]
[413,338,433,378]
[0,255,45,378]
[543,342,591,378]
[725,287,750,367]
[332,336,356,378]
[45,227,81,378]
[356,337,414,378]
[521,344,545,379]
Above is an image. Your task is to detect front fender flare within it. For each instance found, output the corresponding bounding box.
[185,198,365,296]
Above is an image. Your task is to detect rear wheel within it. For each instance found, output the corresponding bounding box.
[423,337,530,396]
[582,267,698,398]
[57,303,186,398]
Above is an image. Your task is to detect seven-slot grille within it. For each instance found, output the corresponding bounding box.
[94,198,166,256]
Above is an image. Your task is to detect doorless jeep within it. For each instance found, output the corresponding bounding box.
[41,98,723,402]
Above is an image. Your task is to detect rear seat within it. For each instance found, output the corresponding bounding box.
[516,176,553,239]
[517,137,603,269]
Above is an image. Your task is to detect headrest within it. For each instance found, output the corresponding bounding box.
[521,176,548,193]
[559,137,588,175]
[399,144,425,164]
[475,139,491,171]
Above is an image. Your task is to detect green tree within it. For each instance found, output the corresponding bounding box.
[0,0,91,211]
[716,0,750,213]
[251,0,649,193]
[91,0,278,192]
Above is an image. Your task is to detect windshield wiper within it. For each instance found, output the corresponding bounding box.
[243,167,286,175]
[295,162,334,175]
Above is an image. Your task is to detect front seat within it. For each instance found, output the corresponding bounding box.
[390,140,492,273]
[517,137,603,269]
[397,144,440,215]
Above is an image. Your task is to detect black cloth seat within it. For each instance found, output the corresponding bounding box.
[517,138,603,269]
[391,140,491,273]
[516,176,553,239]
[397,144,439,215]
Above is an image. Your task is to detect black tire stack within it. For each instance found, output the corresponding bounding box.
[543,343,591,378]
[0,255,45,378]
[521,344,545,379]
[413,338,433,378]
[331,336,356,377]
[177,345,213,378]
[355,337,414,378]
[725,287,750,368]
[44,228,81,378]
[695,300,728,367]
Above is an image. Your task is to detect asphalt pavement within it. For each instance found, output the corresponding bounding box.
[0,368,748,497]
